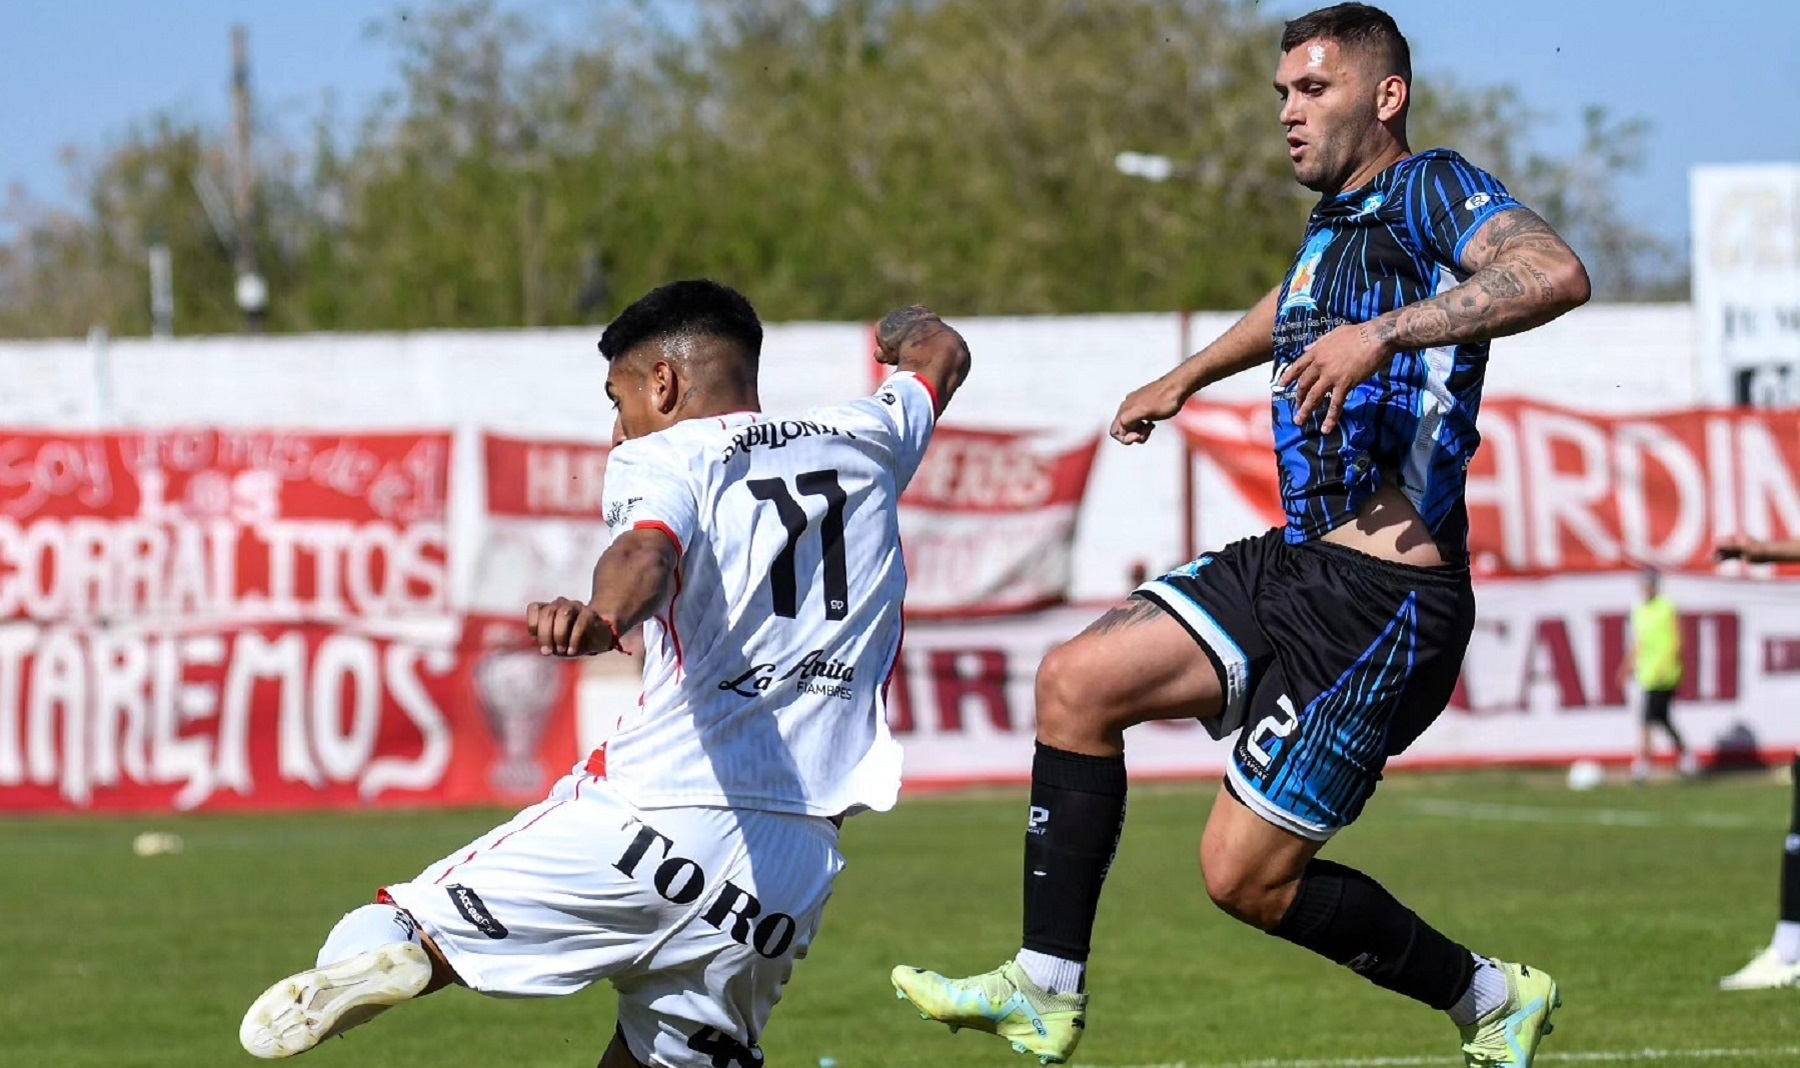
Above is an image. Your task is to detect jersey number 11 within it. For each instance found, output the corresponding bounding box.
[748,470,849,620]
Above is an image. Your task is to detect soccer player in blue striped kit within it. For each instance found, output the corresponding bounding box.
[894,5,1591,1066]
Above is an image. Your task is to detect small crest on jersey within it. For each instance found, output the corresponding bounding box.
[1280,227,1336,313]
[879,389,899,406]
[603,496,642,528]
[1353,193,1385,217]
[1169,556,1214,579]
[1464,192,1492,212]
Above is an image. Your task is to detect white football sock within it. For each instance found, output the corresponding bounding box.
[316,903,423,967]
[1773,921,1800,964]
[1447,954,1509,1027]
[1016,949,1085,996]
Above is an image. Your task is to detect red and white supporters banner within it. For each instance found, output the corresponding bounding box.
[1178,399,1800,575]
[0,430,578,813]
[899,427,1101,616]
[890,571,1800,787]
[470,433,614,613]
[472,426,1103,618]
[0,621,576,812]
[0,429,452,626]
[1426,571,1800,764]
[889,606,1231,786]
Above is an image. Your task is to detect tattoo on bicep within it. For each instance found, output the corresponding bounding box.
[1466,209,1560,270]
[1080,596,1169,638]
[1393,209,1575,350]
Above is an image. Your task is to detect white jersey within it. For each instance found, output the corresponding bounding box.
[596,371,938,817]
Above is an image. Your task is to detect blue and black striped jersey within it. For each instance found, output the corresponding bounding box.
[1270,148,1522,558]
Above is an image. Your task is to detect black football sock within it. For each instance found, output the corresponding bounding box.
[1272,858,1475,1010]
[1021,743,1128,968]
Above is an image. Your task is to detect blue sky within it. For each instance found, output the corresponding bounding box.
[3,0,1795,259]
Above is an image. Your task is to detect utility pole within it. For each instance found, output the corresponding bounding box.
[231,24,268,332]
[148,241,174,337]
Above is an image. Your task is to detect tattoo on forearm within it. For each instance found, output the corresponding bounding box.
[1388,266,1528,349]
[1380,208,1580,350]
[1525,261,1555,303]
[1361,320,1397,348]
[1479,268,1526,301]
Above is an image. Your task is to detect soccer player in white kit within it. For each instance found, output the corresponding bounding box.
[239,281,970,1066]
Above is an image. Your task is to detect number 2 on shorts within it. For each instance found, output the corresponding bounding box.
[1246,694,1300,768]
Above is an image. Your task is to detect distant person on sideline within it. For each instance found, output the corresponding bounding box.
[1617,567,1697,783]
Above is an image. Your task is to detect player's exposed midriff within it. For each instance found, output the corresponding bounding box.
[1319,480,1450,568]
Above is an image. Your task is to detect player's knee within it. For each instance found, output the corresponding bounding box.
[1033,638,1119,744]
[1034,642,1079,724]
[1199,841,1291,931]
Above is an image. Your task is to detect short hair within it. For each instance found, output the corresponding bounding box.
[1281,3,1411,84]
[598,279,763,367]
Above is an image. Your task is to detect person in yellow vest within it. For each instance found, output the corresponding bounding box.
[1617,568,1696,783]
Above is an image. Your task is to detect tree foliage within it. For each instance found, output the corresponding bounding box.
[0,0,1680,338]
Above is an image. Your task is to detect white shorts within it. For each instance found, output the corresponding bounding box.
[383,769,843,1068]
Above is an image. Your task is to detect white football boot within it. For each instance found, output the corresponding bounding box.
[240,942,432,1058]
[1718,945,1800,991]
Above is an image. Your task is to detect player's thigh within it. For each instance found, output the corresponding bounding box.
[383,776,676,997]
[614,809,842,1068]
[1199,777,1325,925]
[1225,543,1474,842]
[1038,531,1287,738]
[1037,596,1228,730]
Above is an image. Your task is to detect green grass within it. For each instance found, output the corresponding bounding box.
[6,771,1800,1067]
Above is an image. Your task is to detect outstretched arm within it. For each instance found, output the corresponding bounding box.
[526,528,679,656]
[1282,208,1591,433]
[1717,536,1800,565]
[875,305,971,416]
[1111,284,1282,445]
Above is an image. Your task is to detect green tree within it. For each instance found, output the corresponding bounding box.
[0,0,1681,338]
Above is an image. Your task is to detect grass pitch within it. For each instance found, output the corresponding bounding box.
[6,770,1799,1067]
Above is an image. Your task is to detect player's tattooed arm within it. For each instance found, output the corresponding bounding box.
[875,304,971,415]
[525,528,678,656]
[1283,210,1587,433]
[1368,208,1590,352]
